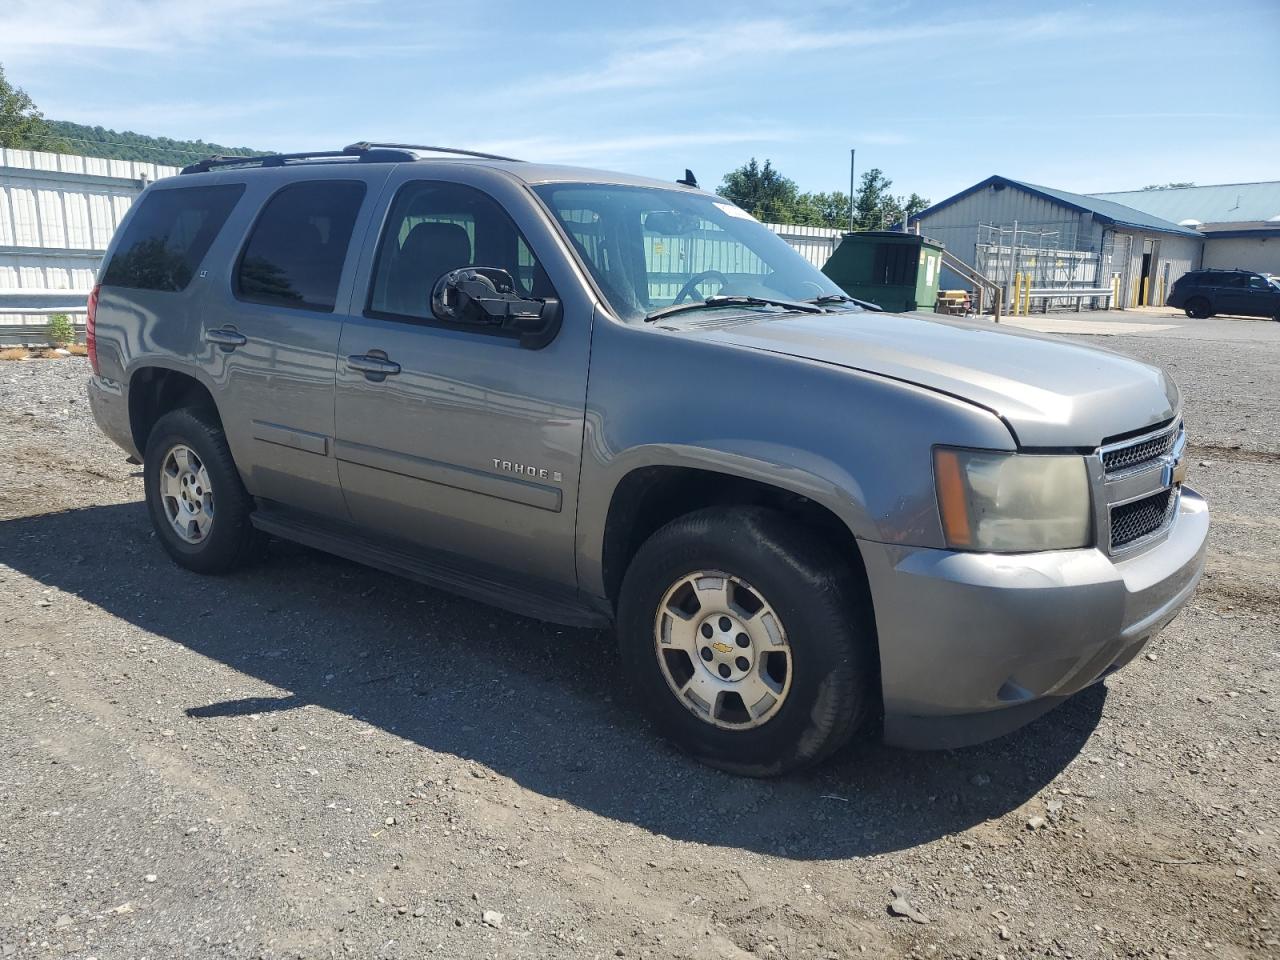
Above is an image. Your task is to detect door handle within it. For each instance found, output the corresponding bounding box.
[205,327,247,350]
[347,353,401,381]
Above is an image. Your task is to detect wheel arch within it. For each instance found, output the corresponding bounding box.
[595,454,876,616]
[127,363,222,455]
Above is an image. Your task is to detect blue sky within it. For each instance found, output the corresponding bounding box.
[4,0,1278,204]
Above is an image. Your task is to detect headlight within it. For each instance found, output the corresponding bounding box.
[933,448,1091,552]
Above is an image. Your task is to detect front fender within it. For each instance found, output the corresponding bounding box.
[573,318,1017,600]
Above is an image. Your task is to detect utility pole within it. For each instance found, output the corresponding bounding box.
[848,148,856,233]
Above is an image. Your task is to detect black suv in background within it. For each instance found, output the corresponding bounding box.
[1167,268,1280,320]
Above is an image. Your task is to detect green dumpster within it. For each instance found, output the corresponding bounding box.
[821,231,945,313]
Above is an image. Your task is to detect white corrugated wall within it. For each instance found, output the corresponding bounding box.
[0,148,180,340]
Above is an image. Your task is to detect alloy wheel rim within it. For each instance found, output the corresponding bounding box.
[159,444,215,544]
[653,571,792,730]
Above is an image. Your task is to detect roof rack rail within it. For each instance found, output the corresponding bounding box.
[180,144,418,176]
[180,142,519,176]
[344,141,522,162]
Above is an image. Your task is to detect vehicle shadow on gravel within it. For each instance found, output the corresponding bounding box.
[0,502,1104,860]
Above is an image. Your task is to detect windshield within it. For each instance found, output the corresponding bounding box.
[532,183,847,322]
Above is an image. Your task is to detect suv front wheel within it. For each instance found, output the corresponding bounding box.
[144,407,262,574]
[617,506,877,776]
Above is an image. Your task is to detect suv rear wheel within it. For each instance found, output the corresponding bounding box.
[617,506,876,776]
[1184,296,1211,319]
[144,407,262,574]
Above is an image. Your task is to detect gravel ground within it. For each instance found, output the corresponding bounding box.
[1,318,1277,960]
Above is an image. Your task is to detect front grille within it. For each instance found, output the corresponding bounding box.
[1110,488,1177,549]
[1102,423,1180,474]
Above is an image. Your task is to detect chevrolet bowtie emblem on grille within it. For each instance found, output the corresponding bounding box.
[1162,451,1188,487]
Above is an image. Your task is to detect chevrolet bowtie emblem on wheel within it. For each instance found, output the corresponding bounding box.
[711,641,733,654]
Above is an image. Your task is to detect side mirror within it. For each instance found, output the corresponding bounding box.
[431,267,562,349]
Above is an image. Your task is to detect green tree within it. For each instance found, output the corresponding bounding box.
[0,64,69,152]
[793,190,852,229]
[717,158,801,223]
[716,159,927,230]
[45,313,74,347]
[853,168,896,230]
[851,170,930,230]
[45,120,267,166]
[902,192,930,221]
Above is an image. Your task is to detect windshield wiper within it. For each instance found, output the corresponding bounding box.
[644,295,824,323]
[804,293,883,312]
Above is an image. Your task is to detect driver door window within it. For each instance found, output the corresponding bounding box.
[367,181,547,323]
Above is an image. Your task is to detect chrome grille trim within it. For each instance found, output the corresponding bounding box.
[1100,420,1182,477]
[1097,419,1186,556]
[1110,487,1179,550]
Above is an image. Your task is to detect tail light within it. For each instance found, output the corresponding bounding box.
[86,284,101,375]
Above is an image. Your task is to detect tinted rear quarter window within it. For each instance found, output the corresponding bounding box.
[102,184,244,292]
[236,180,366,312]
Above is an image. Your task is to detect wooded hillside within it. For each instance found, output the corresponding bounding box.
[45,120,269,166]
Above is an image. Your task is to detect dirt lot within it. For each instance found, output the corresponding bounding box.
[1,313,1277,960]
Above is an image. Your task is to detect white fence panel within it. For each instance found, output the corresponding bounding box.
[0,148,181,341]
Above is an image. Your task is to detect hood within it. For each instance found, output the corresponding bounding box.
[697,311,1179,448]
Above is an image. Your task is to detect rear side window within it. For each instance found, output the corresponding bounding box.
[102,184,244,292]
[235,180,366,312]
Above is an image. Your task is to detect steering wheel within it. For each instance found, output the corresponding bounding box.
[672,270,730,304]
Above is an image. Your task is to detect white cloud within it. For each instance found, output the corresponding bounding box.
[506,12,1103,102]
[0,0,426,57]
[471,128,804,167]
[40,96,305,133]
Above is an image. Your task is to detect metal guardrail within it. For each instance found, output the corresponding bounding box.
[0,306,87,346]
[1025,287,1114,313]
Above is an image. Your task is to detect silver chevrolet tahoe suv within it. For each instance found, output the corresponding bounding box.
[87,142,1209,776]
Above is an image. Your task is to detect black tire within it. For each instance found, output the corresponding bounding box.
[617,506,877,777]
[144,407,262,574]
[1184,297,1211,320]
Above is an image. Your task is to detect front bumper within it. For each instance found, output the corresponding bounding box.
[862,487,1209,749]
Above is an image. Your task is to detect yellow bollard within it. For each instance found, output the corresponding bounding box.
[1142,277,1150,307]
[1132,278,1140,307]
[1111,276,1119,309]
[1158,276,1166,307]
